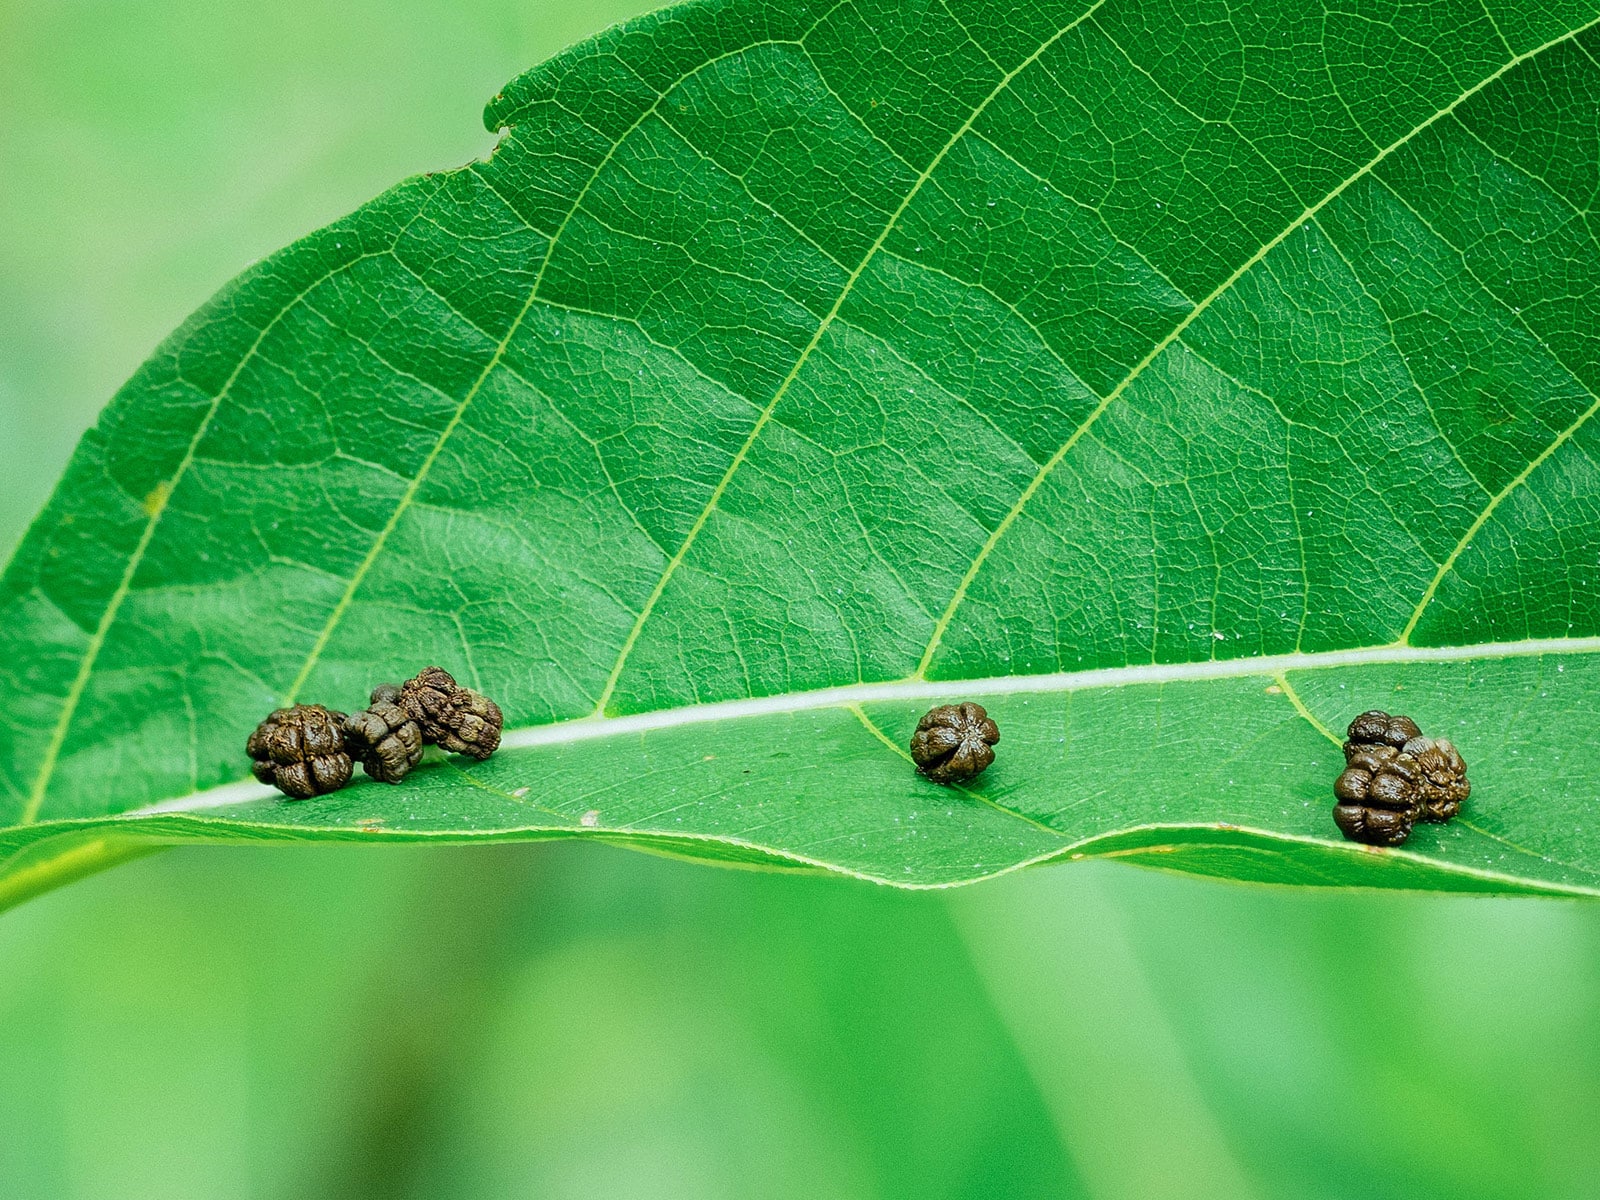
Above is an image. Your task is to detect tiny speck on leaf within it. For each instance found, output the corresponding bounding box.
[142,481,172,518]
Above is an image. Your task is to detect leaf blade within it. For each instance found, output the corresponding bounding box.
[4,0,1600,903]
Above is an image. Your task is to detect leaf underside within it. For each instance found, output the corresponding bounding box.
[3,0,1600,907]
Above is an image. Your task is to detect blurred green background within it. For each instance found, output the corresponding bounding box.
[3,2,1599,1196]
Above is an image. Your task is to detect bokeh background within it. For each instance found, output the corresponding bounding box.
[3,2,1599,1196]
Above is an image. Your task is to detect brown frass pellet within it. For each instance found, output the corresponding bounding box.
[343,684,425,783]
[247,704,353,800]
[910,702,999,785]
[399,666,503,760]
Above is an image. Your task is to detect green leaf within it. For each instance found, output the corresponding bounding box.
[4,0,1600,908]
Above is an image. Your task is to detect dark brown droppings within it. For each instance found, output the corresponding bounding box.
[1332,711,1469,845]
[1332,802,1413,847]
[1344,710,1423,753]
[1401,735,1471,822]
[399,666,503,760]
[910,702,999,785]
[344,684,425,783]
[247,704,352,800]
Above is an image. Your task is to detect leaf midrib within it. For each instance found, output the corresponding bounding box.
[96,633,1600,822]
[9,640,1598,900]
